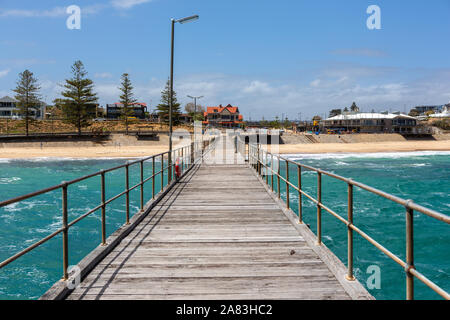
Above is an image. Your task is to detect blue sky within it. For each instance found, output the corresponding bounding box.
[0,0,449,120]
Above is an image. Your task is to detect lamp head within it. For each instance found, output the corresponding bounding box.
[176,15,199,24]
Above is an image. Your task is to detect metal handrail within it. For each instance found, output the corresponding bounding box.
[0,139,216,282]
[243,141,449,300]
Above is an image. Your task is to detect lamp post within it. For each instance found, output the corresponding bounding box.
[187,95,204,155]
[187,95,203,123]
[168,14,199,183]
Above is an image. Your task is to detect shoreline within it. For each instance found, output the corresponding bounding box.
[0,140,450,159]
[268,140,450,155]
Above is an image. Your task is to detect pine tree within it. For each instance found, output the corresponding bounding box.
[118,73,137,135]
[350,102,359,112]
[59,60,98,135]
[156,79,181,125]
[13,70,41,136]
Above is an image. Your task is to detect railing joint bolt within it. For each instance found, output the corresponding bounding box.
[405,199,414,209]
[405,263,415,271]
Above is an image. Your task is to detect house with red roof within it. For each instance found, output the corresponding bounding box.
[203,104,243,128]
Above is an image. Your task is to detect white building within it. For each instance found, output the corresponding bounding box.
[323,112,418,134]
[0,96,46,119]
[429,106,450,118]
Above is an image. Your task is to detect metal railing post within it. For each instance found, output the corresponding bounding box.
[140,160,144,212]
[347,182,355,281]
[271,154,274,192]
[161,154,164,192]
[257,145,260,174]
[152,156,155,199]
[125,162,130,225]
[286,160,290,209]
[181,147,184,173]
[62,183,69,280]
[406,202,414,300]
[247,142,249,163]
[265,152,269,185]
[298,165,302,224]
[317,171,322,245]
[101,170,106,246]
[173,150,176,181]
[168,150,172,184]
[277,157,281,199]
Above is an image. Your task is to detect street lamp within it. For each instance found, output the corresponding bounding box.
[168,14,199,182]
[187,95,204,154]
[187,95,203,123]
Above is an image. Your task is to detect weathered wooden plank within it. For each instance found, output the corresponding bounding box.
[112,241,308,249]
[68,292,351,301]
[69,277,346,296]
[97,253,320,266]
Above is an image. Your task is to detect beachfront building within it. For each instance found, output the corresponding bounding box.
[106,103,148,119]
[429,105,450,118]
[203,104,243,128]
[0,96,46,119]
[323,112,418,134]
[414,105,444,115]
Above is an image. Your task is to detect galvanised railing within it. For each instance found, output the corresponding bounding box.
[0,138,215,282]
[243,141,450,300]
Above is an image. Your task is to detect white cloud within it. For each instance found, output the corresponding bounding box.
[242,81,274,94]
[94,72,113,79]
[31,66,450,121]
[111,0,152,9]
[95,84,120,101]
[310,79,321,87]
[0,69,10,78]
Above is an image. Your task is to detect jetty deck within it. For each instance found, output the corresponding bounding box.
[65,156,371,299]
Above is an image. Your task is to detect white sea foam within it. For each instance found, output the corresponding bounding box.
[335,161,350,166]
[0,156,161,163]
[0,177,21,184]
[3,200,46,212]
[409,163,431,167]
[284,151,450,160]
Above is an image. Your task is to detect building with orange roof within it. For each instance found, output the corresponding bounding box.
[203,104,243,128]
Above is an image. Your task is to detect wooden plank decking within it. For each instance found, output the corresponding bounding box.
[65,159,369,300]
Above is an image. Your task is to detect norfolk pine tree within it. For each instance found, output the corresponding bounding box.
[59,60,98,135]
[13,70,41,136]
[118,73,137,135]
[156,79,181,125]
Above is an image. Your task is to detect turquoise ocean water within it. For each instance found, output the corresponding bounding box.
[0,152,449,300]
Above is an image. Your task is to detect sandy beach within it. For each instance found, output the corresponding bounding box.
[0,146,169,159]
[271,140,450,154]
[1,140,450,159]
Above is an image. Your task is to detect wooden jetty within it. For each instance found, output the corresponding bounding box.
[0,133,444,300]
[60,141,372,300]
[1,134,447,300]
